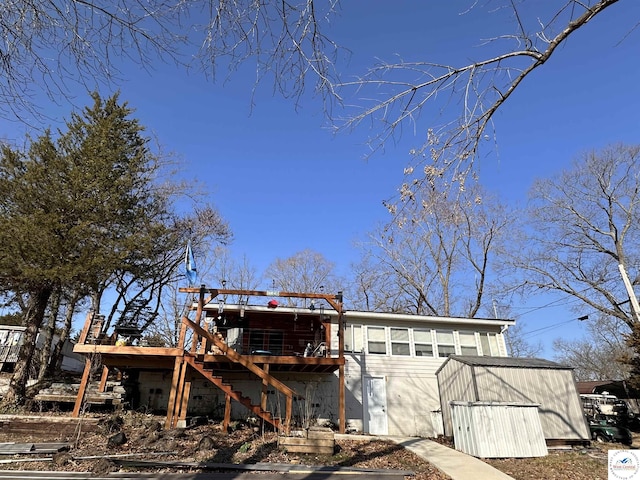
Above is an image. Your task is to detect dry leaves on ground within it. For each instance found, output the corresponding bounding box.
[1,410,637,480]
[0,412,450,479]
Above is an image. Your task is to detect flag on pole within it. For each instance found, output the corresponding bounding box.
[185,240,197,286]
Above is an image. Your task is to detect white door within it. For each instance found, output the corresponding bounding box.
[364,375,388,435]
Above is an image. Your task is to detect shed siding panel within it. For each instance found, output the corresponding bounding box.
[437,358,476,436]
[473,366,589,440]
[451,402,547,458]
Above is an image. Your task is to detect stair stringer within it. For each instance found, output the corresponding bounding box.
[184,355,282,430]
[182,317,296,432]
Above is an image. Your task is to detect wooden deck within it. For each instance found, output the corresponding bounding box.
[198,354,343,374]
[73,344,343,373]
[71,287,347,433]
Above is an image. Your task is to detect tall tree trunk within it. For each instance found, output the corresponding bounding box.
[1,286,52,407]
[48,289,81,377]
[38,287,61,382]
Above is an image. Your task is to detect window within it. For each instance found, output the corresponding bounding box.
[459,331,478,356]
[414,329,433,357]
[480,332,500,356]
[344,325,363,353]
[436,330,456,357]
[390,328,410,355]
[367,327,386,354]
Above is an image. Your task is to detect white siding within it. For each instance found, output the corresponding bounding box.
[344,353,445,436]
[436,356,477,436]
[451,402,548,458]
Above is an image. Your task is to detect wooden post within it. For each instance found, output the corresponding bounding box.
[223,393,232,434]
[77,311,94,345]
[98,365,109,393]
[72,358,92,417]
[285,395,292,435]
[178,371,193,427]
[324,320,331,357]
[165,356,184,429]
[260,364,269,412]
[260,364,269,432]
[178,319,187,351]
[339,364,346,433]
[190,286,206,355]
[172,360,190,427]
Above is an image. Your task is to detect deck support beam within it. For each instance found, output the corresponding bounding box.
[223,393,232,433]
[72,358,92,417]
[98,365,109,393]
[165,356,184,429]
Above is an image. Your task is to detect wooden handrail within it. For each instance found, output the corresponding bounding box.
[181,317,297,399]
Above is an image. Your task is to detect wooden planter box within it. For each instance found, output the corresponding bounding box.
[279,427,335,455]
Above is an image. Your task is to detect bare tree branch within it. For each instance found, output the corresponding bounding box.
[335,0,621,208]
[0,0,341,124]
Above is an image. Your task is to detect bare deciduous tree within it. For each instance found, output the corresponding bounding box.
[517,144,640,331]
[0,0,340,123]
[337,0,623,202]
[553,316,631,381]
[4,1,624,193]
[503,321,544,358]
[351,183,514,317]
[265,249,340,305]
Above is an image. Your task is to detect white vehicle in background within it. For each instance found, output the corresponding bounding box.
[580,393,629,418]
[580,393,636,444]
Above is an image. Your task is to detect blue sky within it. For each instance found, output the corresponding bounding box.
[3,2,640,358]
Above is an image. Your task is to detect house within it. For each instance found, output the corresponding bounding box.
[72,287,514,437]
[436,355,591,444]
[0,324,84,374]
[0,325,24,372]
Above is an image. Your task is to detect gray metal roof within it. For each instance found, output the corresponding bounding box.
[441,355,571,370]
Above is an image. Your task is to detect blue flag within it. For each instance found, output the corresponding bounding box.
[185,240,197,286]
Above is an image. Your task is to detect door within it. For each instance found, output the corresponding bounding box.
[364,375,388,435]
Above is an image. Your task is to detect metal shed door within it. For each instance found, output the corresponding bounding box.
[364,376,388,435]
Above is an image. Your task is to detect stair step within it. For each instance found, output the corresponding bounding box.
[185,351,287,432]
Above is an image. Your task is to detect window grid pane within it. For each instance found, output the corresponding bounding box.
[353,326,363,352]
[391,328,409,341]
[436,330,455,358]
[344,326,354,352]
[488,333,499,356]
[415,344,433,357]
[438,345,456,357]
[392,343,411,355]
[391,328,410,356]
[459,331,476,345]
[480,335,491,355]
[367,327,386,354]
[414,330,432,343]
[436,330,454,344]
[414,329,433,357]
[459,331,478,356]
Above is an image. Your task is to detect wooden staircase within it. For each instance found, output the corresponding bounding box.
[184,355,281,430]
[178,317,295,432]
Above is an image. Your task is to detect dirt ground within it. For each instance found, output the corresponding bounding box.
[0,410,634,480]
[0,412,450,479]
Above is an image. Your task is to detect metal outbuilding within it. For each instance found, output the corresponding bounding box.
[436,355,590,444]
[450,401,548,458]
